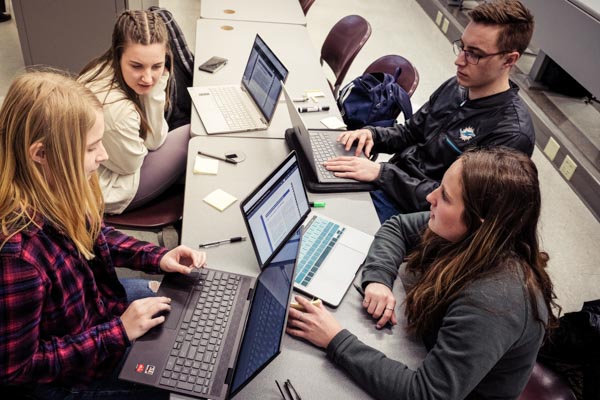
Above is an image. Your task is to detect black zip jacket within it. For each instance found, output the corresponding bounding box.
[368,77,535,213]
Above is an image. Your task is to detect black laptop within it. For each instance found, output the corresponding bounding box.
[119,227,301,399]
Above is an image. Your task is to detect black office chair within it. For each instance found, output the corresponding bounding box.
[364,54,420,97]
[320,15,372,97]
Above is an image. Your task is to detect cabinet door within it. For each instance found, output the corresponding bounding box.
[13,0,127,73]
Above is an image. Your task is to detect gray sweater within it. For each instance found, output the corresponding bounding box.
[326,212,547,399]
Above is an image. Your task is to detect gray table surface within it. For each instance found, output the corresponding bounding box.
[200,0,306,26]
[172,136,427,399]
[190,19,340,139]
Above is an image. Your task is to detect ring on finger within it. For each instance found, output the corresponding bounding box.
[385,307,394,311]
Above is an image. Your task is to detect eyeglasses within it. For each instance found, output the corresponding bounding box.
[453,39,509,65]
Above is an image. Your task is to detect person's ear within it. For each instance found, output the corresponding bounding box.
[29,142,47,164]
[504,52,520,68]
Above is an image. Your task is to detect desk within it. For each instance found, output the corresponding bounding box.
[174,136,427,399]
[200,0,306,26]
[191,19,338,139]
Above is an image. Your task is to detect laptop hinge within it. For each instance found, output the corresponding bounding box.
[225,367,234,386]
[247,287,254,301]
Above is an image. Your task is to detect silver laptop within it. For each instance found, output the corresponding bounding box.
[189,34,289,134]
[240,151,373,307]
[282,84,369,183]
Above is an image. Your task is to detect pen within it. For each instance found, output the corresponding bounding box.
[197,151,238,164]
[309,201,326,208]
[298,105,330,113]
[198,236,246,248]
[275,380,287,399]
[292,96,308,102]
[286,379,302,400]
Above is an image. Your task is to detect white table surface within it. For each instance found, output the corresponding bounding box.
[200,0,306,26]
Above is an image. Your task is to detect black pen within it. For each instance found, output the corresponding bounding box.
[286,379,302,400]
[283,381,294,400]
[298,105,329,113]
[198,236,246,248]
[275,380,286,399]
[197,151,238,164]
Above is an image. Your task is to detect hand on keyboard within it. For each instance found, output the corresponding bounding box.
[121,296,173,341]
[160,245,207,275]
[336,129,374,157]
[322,156,381,182]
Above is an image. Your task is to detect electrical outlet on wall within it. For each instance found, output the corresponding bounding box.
[436,11,443,26]
[559,155,577,180]
[543,137,560,161]
[441,18,450,34]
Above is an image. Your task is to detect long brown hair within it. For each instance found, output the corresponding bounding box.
[404,147,558,336]
[0,70,104,259]
[79,10,172,140]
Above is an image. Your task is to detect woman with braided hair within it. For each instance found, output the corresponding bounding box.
[80,9,189,215]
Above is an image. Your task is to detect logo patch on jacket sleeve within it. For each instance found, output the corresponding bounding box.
[459,127,476,141]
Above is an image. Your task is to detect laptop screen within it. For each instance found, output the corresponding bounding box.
[229,227,301,396]
[241,34,289,122]
[241,152,310,267]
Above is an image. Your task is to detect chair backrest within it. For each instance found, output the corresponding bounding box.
[103,186,184,247]
[519,362,577,400]
[298,0,316,15]
[364,54,420,97]
[320,15,372,97]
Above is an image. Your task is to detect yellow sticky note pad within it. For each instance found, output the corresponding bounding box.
[194,156,219,175]
[203,189,237,211]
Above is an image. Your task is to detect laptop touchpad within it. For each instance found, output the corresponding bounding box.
[162,287,190,330]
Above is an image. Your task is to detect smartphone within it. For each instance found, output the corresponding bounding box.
[198,56,228,73]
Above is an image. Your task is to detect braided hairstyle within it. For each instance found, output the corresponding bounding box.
[80,10,173,140]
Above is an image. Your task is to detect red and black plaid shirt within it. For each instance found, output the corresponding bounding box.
[0,217,168,386]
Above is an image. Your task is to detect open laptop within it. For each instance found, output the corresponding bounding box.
[119,227,301,399]
[240,151,373,307]
[189,34,289,134]
[282,84,370,183]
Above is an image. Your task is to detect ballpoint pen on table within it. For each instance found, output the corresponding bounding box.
[275,380,287,399]
[275,379,302,400]
[285,379,302,400]
[197,150,238,164]
[198,236,246,248]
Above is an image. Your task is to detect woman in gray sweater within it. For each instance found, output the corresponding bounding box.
[287,147,558,399]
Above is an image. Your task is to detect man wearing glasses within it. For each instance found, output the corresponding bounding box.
[324,0,535,223]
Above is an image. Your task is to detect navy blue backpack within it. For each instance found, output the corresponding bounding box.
[338,67,413,130]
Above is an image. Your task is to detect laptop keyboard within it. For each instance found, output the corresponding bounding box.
[295,216,345,287]
[310,132,339,179]
[159,269,240,395]
[210,86,260,131]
